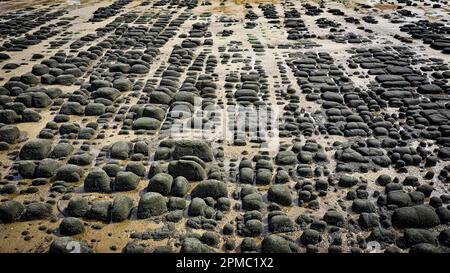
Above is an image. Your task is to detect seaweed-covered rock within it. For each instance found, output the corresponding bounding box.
[392,205,440,228]
[0,200,25,223]
[261,235,292,253]
[111,195,133,222]
[59,217,85,236]
[147,173,173,195]
[19,139,52,160]
[137,192,167,218]
[0,125,20,144]
[21,202,52,221]
[84,169,111,192]
[168,159,206,181]
[191,180,228,199]
[173,140,213,162]
[114,171,140,191]
[267,184,292,206]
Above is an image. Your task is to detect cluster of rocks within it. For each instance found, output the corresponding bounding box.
[400,20,450,54]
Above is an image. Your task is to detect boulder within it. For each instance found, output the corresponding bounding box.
[261,235,292,253]
[59,217,85,236]
[114,171,140,191]
[137,192,167,218]
[392,205,440,228]
[84,169,111,192]
[191,180,228,199]
[21,202,52,221]
[147,173,173,196]
[19,139,52,160]
[267,184,292,206]
[0,200,25,223]
[168,159,206,181]
[111,195,133,222]
[173,140,213,162]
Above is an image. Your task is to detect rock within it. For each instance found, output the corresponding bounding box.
[87,200,110,222]
[142,106,165,121]
[217,197,231,211]
[201,231,220,247]
[418,84,443,94]
[368,227,397,244]
[59,217,85,236]
[275,151,297,165]
[261,235,292,253]
[167,197,186,210]
[64,197,89,217]
[171,176,189,197]
[392,205,441,228]
[150,91,171,104]
[404,228,437,247]
[123,240,145,253]
[137,192,167,218]
[242,193,264,211]
[50,143,74,159]
[49,237,92,253]
[110,141,132,160]
[55,74,76,85]
[191,180,228,199]
[60,102,84,115]
[32,64,49,76]
[438,229,450,247]
[409,243,444,253]
[243,219,264,236]
[256,169,272,185]
[338,175,358,187]
[269,214,295,232]
[168,159,206,181]
[34,159,60,178]
[21,202,52,221]
[109,63,130,73]
[85,103,106,116]
[300,229,322,245]
[0,125,20,144]
[241,238,257,252]
[173,140,213,162]
[147,173,173,195]
[436,207,450,224]
[239,167,254,183]
[323,210,345,226]
[180,237,212,253]
[114,171,140,191]
[125,162,146,177]
[0,110,20,124]
[111,195,133,222]
[19,139,52,160]
[352,199,376,213]
[267,184,292,206]
[0,200,25,223]
[132,117,161,130]
[166,210,183,222]
[387,191,412,207]
[92,87,121,101]
[113,79,132,92]
[18,161,36,178]
[54,164,84,182]
[188,197,207,216]
[358,213,380,229]
[129,64,149,74]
